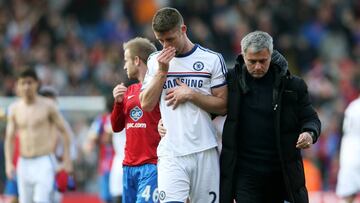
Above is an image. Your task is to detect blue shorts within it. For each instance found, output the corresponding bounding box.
[123,164,158,203]
[4,176,18,196]
[99,171,112,202]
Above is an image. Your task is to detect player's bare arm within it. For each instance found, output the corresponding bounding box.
[4,103,17,179]
[140,47,176,111]
[49,103,73,173]
[165,79,227,115]
[113,83,127,103]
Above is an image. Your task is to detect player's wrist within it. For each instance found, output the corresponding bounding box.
[115,97,123,103]
[186,89,197,102]
[307,131,315,144]
[158,63,169,73]
[156,70,168,78]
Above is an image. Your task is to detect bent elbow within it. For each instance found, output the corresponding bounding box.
[141,101,154,112]
[139,93,154,112]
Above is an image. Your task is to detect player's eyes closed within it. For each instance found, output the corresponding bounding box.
[247,59,268,65]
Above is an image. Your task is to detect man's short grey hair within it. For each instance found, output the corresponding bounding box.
[241,31,273,55]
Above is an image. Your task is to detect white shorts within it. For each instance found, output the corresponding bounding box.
[110,130,126,197]
[17,154,57,203]
[157,148,219,203]
[336,165,360,197]
[336,136,360,197]
[109,155,123,196]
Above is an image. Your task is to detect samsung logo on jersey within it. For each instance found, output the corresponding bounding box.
[163,78,203,89]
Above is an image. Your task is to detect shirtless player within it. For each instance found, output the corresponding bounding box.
[4,68,73,203]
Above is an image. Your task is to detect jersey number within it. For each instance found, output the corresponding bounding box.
[209,191,217,203]
[141,185,159,202]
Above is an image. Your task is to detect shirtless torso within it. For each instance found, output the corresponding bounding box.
[4,69,72,203]
[11,97,60,157]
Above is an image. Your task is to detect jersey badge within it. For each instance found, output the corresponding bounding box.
[130,106,143,121]
[193,61,204,71]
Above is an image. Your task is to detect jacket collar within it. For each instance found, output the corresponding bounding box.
[234,50,290,93]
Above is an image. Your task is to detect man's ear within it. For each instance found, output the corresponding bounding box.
[134,56,141,66]
[181,24,187,34]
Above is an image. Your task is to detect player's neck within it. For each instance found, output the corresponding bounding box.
[137,64,147,83]
[23,95,37,104]
[181,38,194,54]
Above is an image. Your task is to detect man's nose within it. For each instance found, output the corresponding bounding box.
[24,83,31,89]
[163,41,170,49]
[254,62,262,69]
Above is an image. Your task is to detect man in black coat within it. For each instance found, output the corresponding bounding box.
[220,31,321,203]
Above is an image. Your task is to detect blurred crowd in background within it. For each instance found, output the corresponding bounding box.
[1,0,360,195]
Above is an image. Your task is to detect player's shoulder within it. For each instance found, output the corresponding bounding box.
[346,97,360,112]
[127,82,141,91]
[196,45,227,73]
[39,96,55,104]
[147,50,161,62]
[9,99,21,109]
[196,44,224,58]
[38,96,58,111]
[146,51,161,72]
[8,99,21,115]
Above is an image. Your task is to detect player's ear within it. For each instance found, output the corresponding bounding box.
[134,56,141,66]
[181,24,187,34]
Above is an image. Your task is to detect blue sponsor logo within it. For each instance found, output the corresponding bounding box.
[130,106,143,121]
[193,61,204,71]
[163,78,204,89]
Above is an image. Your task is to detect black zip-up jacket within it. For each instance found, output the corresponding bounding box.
[220,50,321,203]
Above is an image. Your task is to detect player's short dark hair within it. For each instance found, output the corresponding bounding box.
[18,68,39,81]
[152,7,183,33]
